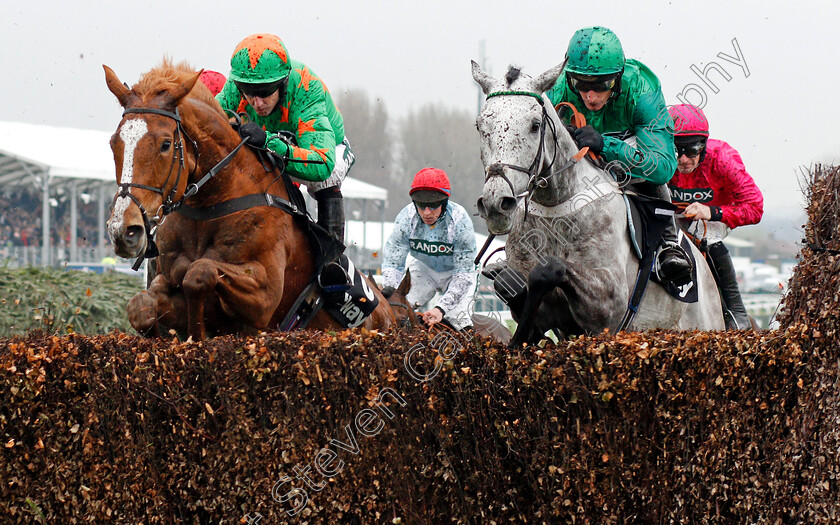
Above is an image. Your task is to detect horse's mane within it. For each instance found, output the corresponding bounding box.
[134,58,217,107]
[505,65,523,87]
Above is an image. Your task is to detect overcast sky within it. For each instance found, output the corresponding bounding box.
[2,0,837,235]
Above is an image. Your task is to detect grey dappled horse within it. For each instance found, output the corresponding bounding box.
[471,61,724,346]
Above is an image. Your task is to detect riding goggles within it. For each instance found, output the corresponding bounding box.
[675,139,707,158]
[235,77,286,99]
[413,200,445,211]
[566,73,617,93]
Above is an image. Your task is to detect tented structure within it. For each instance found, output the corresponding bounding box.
[0,120,387,267]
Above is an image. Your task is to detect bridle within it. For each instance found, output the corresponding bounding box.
[388,300,416,329]
[116,107,197,268]
[482,90,590,219]
[473,90,592,265]
[118,108,197,227]
[483,91,557,207]
[117,106,248,270]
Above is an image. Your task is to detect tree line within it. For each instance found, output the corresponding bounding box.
[337,89,488,234]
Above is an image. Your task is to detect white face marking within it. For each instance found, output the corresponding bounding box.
[109,119,148,235]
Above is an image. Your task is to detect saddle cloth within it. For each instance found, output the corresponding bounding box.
[320,254,380,328]
[625,194,699,303]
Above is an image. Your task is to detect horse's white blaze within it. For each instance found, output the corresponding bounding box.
[109,119,148,235]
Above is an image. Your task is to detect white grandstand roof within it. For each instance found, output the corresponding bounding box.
[0,121,114,187]
[0,120,386,200]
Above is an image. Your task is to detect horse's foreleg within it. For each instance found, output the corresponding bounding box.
[509,258,567,348]
[490,264,528,318]
[182,261,216,340]
[553,262,624,333]
[181,258,278,340]
[127,291,159,337]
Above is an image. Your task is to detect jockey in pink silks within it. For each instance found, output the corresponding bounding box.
[668,104,764,329]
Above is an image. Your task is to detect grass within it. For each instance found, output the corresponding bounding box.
[0,265,142,335]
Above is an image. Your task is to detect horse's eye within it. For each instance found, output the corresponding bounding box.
[161,140,172,153]
[531,121,541,133]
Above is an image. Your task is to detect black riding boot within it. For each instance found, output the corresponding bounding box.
[656,217,693,285]
[314,187,346,243]
[708,241,750,329]
[314,188,351,298]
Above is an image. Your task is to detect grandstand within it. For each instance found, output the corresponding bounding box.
[0,120,388,270]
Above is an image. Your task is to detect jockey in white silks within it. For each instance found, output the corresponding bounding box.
[382,168,478,330]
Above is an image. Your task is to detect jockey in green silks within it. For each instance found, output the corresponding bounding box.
[216,33,354,244]
[548,26,692,285]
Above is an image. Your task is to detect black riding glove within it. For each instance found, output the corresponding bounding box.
[572,125,604,155]
[381,285,395,298]
[239,122,267,148]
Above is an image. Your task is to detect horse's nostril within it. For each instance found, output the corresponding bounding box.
[500,197,517,212]
[476,197,487,216]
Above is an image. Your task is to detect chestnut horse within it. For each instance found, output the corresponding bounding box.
[104,60,395,340]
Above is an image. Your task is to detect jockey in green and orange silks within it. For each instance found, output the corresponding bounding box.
[216,33,355,245]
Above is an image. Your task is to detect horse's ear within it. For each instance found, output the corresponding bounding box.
[168,70,202,103]
[397,269,412,297]
[534,58,568,94]
[367,271,380,291]
[104,64,132,107]
[471,60,494,94]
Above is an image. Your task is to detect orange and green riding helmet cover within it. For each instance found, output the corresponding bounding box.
[229,33,291,84]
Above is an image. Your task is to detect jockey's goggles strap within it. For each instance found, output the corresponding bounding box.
[486,90,544,104]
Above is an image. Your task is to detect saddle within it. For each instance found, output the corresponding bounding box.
[274,174,380,330]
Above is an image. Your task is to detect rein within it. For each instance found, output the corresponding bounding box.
[119,106,248,270]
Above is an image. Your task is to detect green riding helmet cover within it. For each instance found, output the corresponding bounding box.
[565,26,625,76]
[229,33,291,84]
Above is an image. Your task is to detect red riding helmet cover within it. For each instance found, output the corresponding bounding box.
[409,167,451,198]
[199,70,227,97]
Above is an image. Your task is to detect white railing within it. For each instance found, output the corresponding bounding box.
[0,245,123,268]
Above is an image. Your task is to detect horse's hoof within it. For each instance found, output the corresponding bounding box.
[127,292,158,336]
[481,261,507,280]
